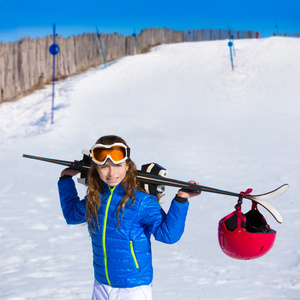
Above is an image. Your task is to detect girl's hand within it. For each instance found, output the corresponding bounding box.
[60,168,80,177]
[177,180,201,198]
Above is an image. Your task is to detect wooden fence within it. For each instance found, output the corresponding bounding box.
[0,27,258,103]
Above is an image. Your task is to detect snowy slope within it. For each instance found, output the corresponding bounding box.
[0,37,300,299]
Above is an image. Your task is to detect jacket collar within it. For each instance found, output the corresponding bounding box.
[102,181,126,196]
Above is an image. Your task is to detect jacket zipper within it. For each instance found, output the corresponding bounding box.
[102,186,115,286]
[130,240,140,269]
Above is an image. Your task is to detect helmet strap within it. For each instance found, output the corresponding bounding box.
[231,188,253,226]
[251,201,259,211]
[221,188,254,229]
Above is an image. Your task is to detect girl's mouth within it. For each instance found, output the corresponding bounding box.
[107,177,119,183]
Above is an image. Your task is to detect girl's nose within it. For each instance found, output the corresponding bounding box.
[108,166,115,176]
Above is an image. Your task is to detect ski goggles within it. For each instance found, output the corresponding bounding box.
[90,143,130,165]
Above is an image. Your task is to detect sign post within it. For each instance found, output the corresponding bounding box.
[49,23,60,124]
[228,41,234,71]
[96,26,106,68]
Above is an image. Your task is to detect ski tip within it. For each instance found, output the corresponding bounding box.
[254,199,284,224]
[273,213,283,224]
[277,217,284,224]
[274,210,284,224]
[249,183,289,200]
[275,184,289,196]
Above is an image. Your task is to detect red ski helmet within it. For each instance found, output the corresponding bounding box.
[218,192,276,260]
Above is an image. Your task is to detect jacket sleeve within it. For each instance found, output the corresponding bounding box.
[58,178,87,225]
[138,195,189,244]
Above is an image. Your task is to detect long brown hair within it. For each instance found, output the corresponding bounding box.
[85,135,140,230]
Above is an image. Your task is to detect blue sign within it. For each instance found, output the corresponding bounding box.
[49,43,60,55]
[228,41,233,47]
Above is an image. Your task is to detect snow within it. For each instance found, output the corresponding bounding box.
[1,36,300,299]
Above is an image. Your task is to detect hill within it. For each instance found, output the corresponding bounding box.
[0,37,300,299]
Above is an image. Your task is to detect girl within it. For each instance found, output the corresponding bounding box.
[58,135,201,300]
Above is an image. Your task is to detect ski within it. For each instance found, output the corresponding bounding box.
[23,154,90,172]
[136,170,286,224]
[22,154,287,223]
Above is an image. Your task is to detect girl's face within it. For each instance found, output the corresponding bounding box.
[97,159,128,187]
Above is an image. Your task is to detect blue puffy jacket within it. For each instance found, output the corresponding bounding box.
[58,178,189,288]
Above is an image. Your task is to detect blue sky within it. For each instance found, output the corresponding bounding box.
[0,0,299,43]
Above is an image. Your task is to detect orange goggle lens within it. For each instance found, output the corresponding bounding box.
[91,144,128,165]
